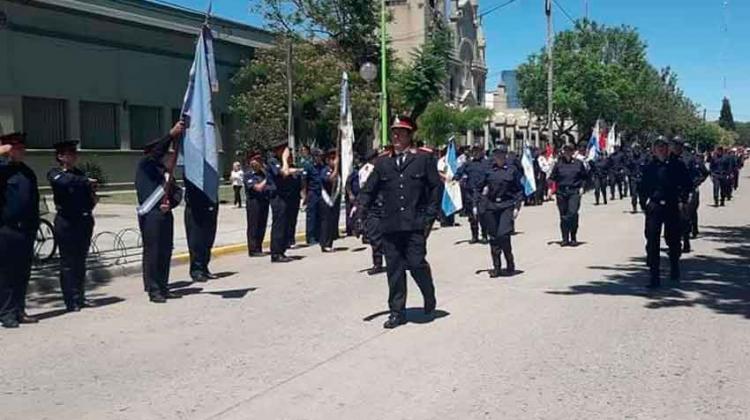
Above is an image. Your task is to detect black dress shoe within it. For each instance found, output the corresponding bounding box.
[66,305,81,313]
[560,240,570,247]
[489,269,502,278]
[193,275,209,283]
[468,238,479,244]
[79,299,97,308]
[424,297,436,315]
[18,312,39,324]
[149,295,167,303]
[569,240,579,247]
[366,266,387,275]
[271,255,293,263]
[1,317,20,328]
[204,272,219,280]
[165,291,183,299]
[383,313,406,329]
[249,252,265,258]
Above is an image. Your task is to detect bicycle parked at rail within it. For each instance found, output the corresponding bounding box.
[34,196,57,263]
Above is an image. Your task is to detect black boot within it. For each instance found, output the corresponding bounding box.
[503,250,516,275]
[489,244,502,278]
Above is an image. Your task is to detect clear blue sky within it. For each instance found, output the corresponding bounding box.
[154,0,749,121]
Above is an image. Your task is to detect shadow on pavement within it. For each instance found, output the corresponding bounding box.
[205,288,257,299]
[32,296,126,321]
[362,308,450,325]
[546,225,750,319]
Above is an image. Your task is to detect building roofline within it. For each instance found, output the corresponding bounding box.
[32,0,275,49]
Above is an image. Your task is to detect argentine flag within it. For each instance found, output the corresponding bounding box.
[521,142,537,196]
[441,138,463,216]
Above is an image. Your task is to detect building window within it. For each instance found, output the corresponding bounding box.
[22,97,67,149]
[80,101,119,149]
[130,106,163,150]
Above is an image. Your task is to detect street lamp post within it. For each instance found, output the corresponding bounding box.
[380,0,388,148]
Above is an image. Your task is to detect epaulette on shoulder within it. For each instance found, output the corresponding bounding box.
[417,146,434,154]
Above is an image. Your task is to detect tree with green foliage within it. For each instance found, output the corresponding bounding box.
[735,121,750,146]
[686,122,738,152]
[416,101,493,146]
[230,40,378,153]
[394,25,453,120]
[517,20,701,145]
[718,97,736,131]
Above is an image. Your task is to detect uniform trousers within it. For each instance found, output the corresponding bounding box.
[630,178,644,212]
[233,186,242,207]
[682,190,700,247]
[593,175,608,204]
[305,193,320,244]
[382,230,436,315]
[556,191,581,241]
[318,198,339,250]
[712,175,731,205]
[483,207,515,270]
[365,214,384,267]
[287,196,300,247]
[644,203,682,278]
[270,196,289,256]
[245,197,269,254]
[610,173,626,199]
[139,211,174,298]
[466,192,486,240]
[54,214,94,308]
[185,204,218,279]
[0,226,34,322]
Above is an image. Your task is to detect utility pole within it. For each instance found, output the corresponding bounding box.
[545,0,554,145]
[380,0,389,147]
[287,38,295,153]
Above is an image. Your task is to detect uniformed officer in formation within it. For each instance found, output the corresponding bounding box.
[135,122,184,303]
[359,116,441,329]
[302,149,325,245]
[267,141,303,263]
[285,152,303,249]
[709,146,733,207]
[478,143,524,277]
[609,145,629,200]
[357,149,386,275]
[549,143,588,247]
[0,133,40,328]
[670,136,708,253]
[455,146,488,244]
[640,136,692,288]
[626,144,647,213]
[591,151,611,205]
[244,151,271,257]
[47,140,98,312]
[184,177,219,283]
[317,148,340,253]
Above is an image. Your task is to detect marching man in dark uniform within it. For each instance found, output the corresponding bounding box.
[479,143,524,278]
[641,136,692,288]
[0,133,40,328]
[359,116,441,329]
[357,149,386,275]
[549,143,588,247]
[609,145,628,200]
[184,178,218,283]
[709,146,732,207]
[47,140,98,312]
[244,151,272,257]
[455,146,488,243]
[302,149,325,245]
[670,136,708,252]
[591,151,611,205]
[627,145,647,213]
[136,122,185,303]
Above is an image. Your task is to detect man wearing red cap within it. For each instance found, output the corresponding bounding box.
[0,133,40,328]
[358,116,441,329]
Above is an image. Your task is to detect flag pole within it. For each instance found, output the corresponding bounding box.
[380,0,388,148]
[545,0,554,146]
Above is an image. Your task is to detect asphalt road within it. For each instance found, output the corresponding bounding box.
[2,171,749,420]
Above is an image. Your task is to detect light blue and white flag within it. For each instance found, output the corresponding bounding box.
[180,24,220,203]
[339,72,354,198]
[521,141,537,196]
[441,137,463,216]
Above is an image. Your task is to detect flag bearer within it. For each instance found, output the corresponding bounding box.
[244,152,272,257]
[479,144,524,278]
[47,140,97,312]
[358,116,441,329]
[184,178,219,283]
[136,122,184,303]
[641,136,692,288]
[549,143,588,247]
[318,148,340,253]
[0,133,40,328]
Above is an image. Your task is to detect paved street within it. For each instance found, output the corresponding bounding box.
[2,172,749,420]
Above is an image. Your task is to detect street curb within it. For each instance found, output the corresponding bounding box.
[170,231,309,265]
